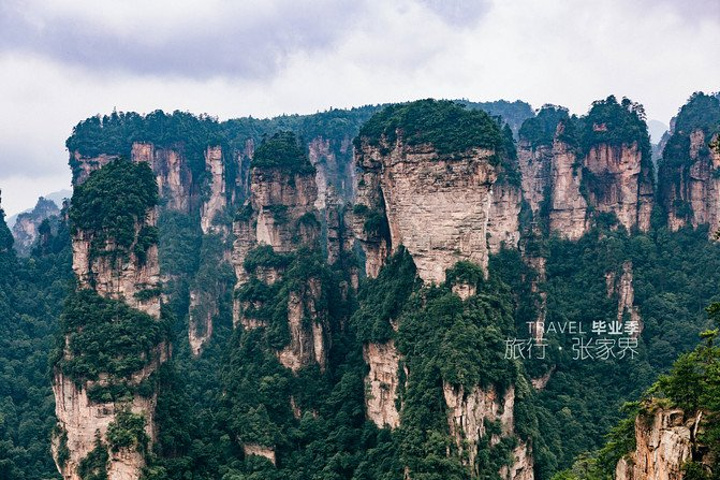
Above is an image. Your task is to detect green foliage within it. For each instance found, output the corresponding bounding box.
[356,99,505,158]
[579,96,650,154]
[57,289,169,382]
[661,92,720,169]
[70,160,158,261]
[107,408,149,453]
[78,434,109,480]
[243,246,292,273]
[673,92,720,136]
[352,247,419,343]
[66,110,225,181]
[519,105,571,148]
[0,205,71,479]
[252,131,315,174]
[458,99,535,138]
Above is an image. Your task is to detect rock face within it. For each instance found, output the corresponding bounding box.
[585,142,653,232]
[54,157,165,480]
[11,197,60,255]
[547,139,589,239]
[201,146,228,233]
[277,281,329,372]
[243,444,277,465]
[607,261,642,328]
[616,408,709,480]
[353,139,499,284]
[487,181,522,253]
[517,102,655,238]
[72,210,162,319]
[443,383,533,480]
[131,142,192,212]
[188,290,216,357]
[251,168,319,253]
[661,130,720,234]
[232,158,330,372]
[71,152,118,185]
[363,341,402,429]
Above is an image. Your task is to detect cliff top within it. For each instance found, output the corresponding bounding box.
[355,99,505,156]
[252,131,315,174]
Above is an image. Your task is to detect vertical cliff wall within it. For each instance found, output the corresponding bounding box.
[231,132,329,368]
[53,159,167,480]
[352,100,515,284]
[658,93,720,234]
[517,99,653,239]
[615,408,710,480]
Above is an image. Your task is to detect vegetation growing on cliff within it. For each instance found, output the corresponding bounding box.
[356,99,506,159]
[70,159,158,262]
[661,92,720,168]
[518,105,571,148]
[55,289,169,384]
[252,131,315,174]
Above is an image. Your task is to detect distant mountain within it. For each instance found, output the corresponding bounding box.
[647,118,668,143]
[6,189,71,228]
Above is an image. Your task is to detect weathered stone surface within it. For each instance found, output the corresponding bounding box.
[243,444,277,465]
[616,408,704,480]
[488,181,522,252]
[363,341,401,429]
[663,130,720,235]
[201,146,227,234]
[443,383,532,480]
[354,139,499,284]
[549,140,589,239]
[55,156,165,480]
[277,280,328,372]
[585,142,653,232]
[11,197,60,255]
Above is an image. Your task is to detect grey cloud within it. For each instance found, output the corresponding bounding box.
[633,0,719,23]
[415,0,492,27]
[0,0,369,80]
[0,140,67,177]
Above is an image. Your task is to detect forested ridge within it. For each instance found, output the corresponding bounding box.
[1,94,720,480]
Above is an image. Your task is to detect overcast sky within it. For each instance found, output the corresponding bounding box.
[1,0,718,216]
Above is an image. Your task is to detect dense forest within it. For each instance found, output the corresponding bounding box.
[1,93,719,480]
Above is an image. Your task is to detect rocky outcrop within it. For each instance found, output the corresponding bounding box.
[517,143,551,217]
[517,136,587,240]
[277,280,329,372]
[517,125,589,240]
[443,383,533,480]
[308,136,356,205]
[243,444,277,465]
[251,169,319,253]
[71,152,118,185]
[188,290,216,357]
[54,157,165,480]
[131,142,192,212]
[11,197,60,255]
[548,139,589,239]
[231,142,333,374]
[607,261,642,328]
[200,146,227,233]
[488,182,522,252]
[584,142,653,232]
[363,341,402,429]
[662,130,720,234]
[232,163,321,330]
[72,209,161,319]
[353,139,499,284]
[615,408,710,480]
